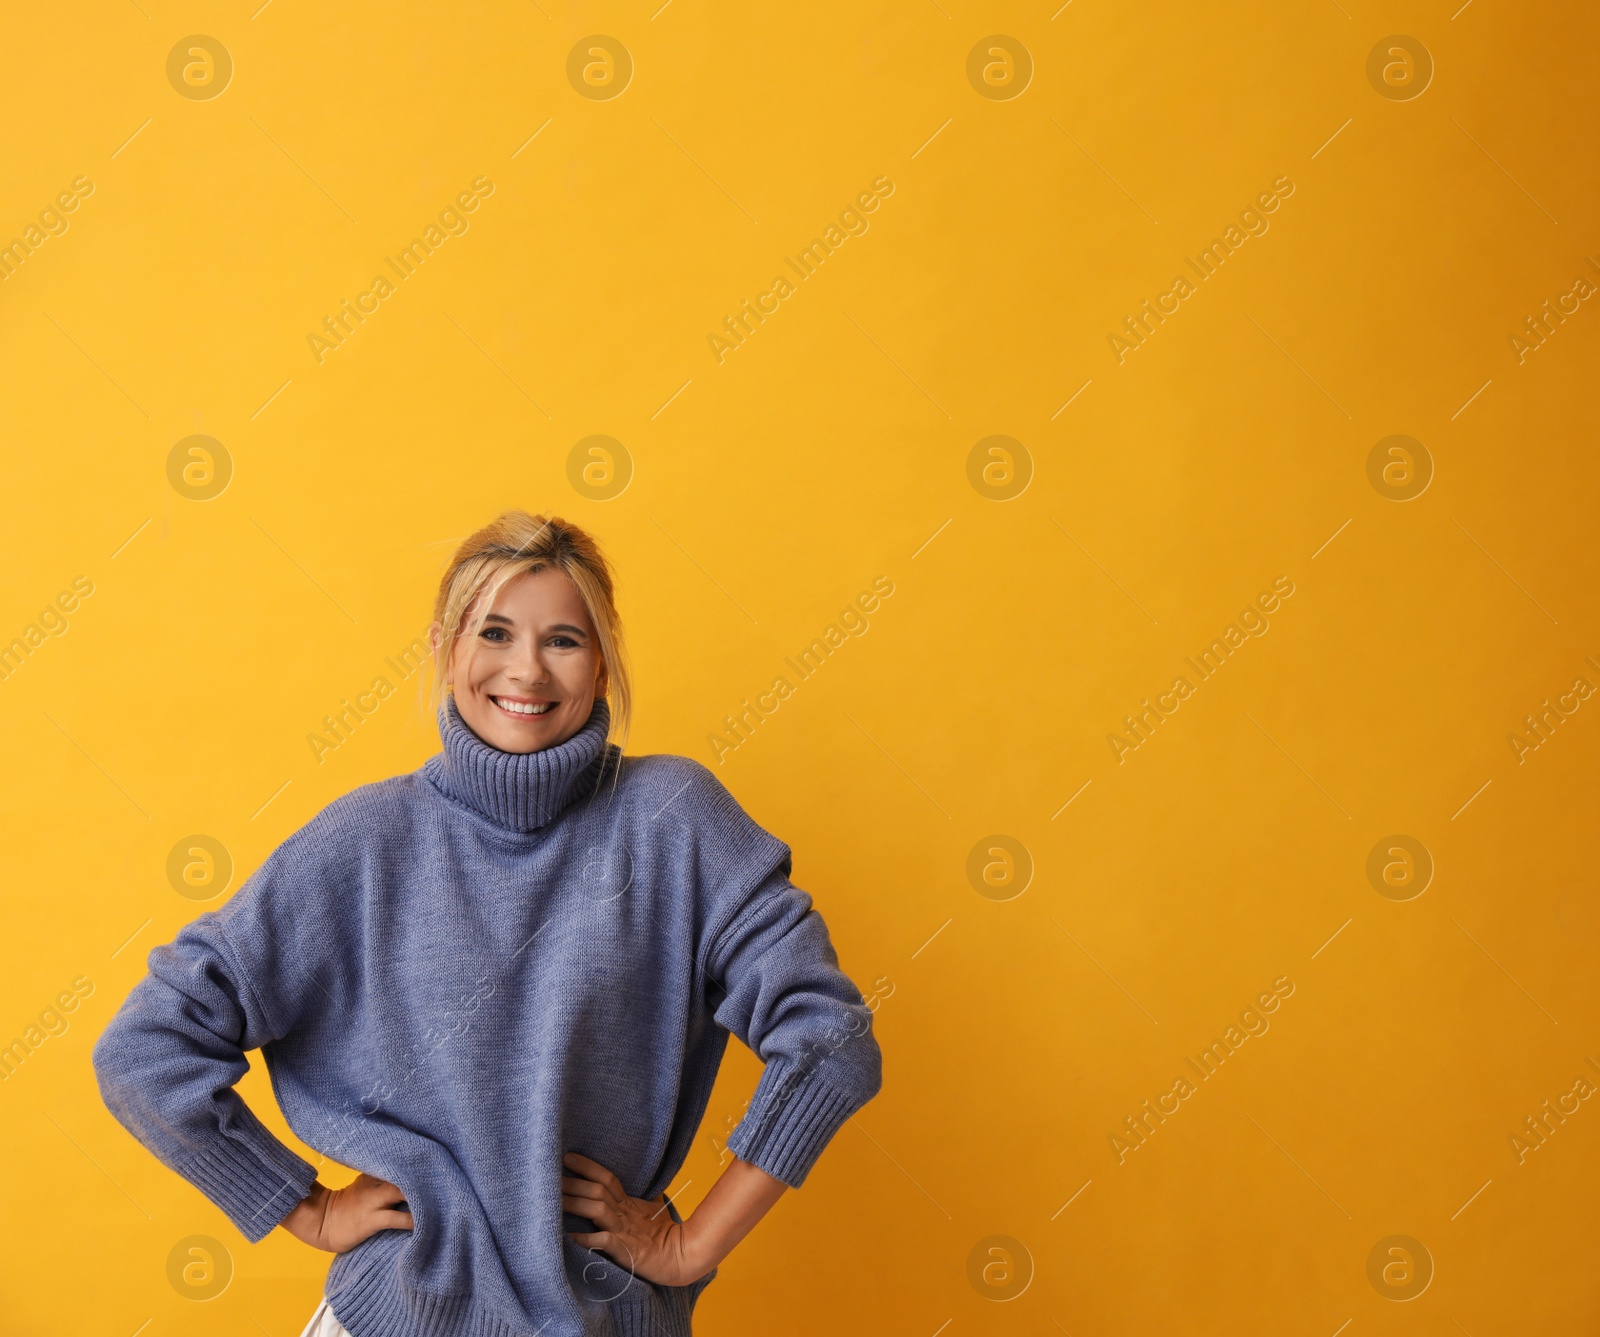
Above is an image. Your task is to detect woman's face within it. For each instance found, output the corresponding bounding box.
[441,567,607,755]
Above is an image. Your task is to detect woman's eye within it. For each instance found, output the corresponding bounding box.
[480,627,509,641]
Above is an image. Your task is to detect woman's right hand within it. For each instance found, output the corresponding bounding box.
[280,1173,415,1253]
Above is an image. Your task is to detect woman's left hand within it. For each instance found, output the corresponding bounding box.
[562,1151,702,1287]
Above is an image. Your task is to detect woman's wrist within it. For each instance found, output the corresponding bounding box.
[671,1156,789,1285]
[276,1173,415,1255]
[672,1213,720,1285]
[280,1181,331,1248]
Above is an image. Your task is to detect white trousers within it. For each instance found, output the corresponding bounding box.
[298,1297,354,1337]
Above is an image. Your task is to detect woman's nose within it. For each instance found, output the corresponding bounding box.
[508,647,548,684]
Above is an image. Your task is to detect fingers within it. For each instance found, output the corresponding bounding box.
[376,1209,415,1232]
[562,1192,613,1225]
[352,1175,408,1208]
[568,1229,637,1271]
[562,1152,622,1194]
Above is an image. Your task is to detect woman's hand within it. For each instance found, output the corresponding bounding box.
[562,1152,703,1287]
[279,1173,415,1253]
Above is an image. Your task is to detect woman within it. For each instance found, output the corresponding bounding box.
[92,511,885,1337]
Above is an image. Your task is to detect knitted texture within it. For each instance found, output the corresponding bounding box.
[92,695,884,1337]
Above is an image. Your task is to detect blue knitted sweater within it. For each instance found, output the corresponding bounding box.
[91,695,884,1337]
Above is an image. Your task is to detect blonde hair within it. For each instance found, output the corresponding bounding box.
[426,511,632,758]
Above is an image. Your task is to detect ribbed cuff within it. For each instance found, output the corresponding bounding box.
[725,1055,863,1188]
[179,1119,319,1244]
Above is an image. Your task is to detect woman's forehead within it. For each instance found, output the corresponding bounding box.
[479,567,591,623]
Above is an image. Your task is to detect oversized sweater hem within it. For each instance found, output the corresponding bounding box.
[327,1229,701,1337]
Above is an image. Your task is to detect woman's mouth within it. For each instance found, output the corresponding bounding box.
[491,696,556,717]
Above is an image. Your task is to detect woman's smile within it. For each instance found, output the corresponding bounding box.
[491,695,557,718]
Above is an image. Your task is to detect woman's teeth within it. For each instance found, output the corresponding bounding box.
[494,698,555,716]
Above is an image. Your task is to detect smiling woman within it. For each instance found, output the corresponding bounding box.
[91,509,883,1337]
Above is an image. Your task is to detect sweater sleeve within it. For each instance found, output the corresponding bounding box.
[90,819,351,1243]
[702,861,884,1189]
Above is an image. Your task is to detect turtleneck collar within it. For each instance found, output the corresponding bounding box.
[425,693,617,833]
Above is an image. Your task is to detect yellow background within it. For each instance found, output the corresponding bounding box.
[2,1,1597,1333]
